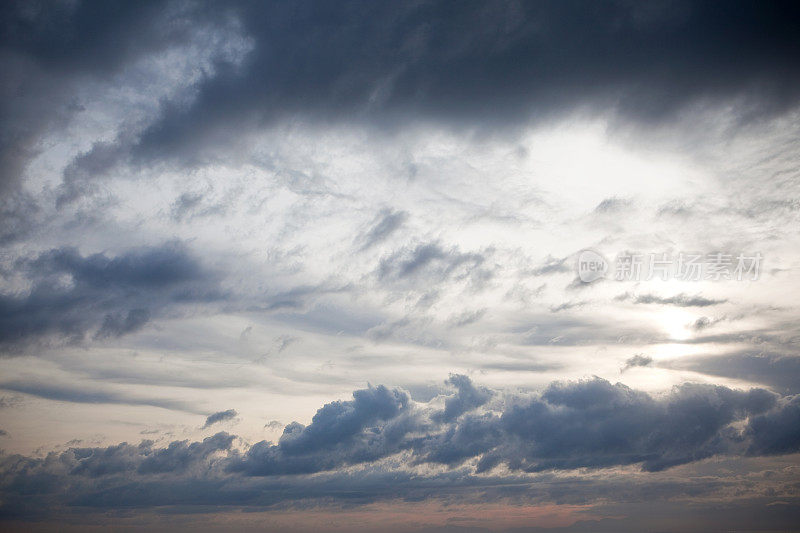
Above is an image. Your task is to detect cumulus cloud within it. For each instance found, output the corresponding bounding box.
[433,374,493,423]
[2,375,799,520]
[231,384,415,476]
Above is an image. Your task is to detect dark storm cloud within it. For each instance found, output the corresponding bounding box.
[130,0,800,165]
[203,409,237,428]
[0,0,218,196]
[4,0,796,200]
[2,375,800,520]
[0,241,223,351]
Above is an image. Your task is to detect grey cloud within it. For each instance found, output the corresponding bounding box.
[0,241,222,351]
[57,138,132,207]
[0,192,39,245]
[230,384,416,476]
[203,409,237,428]
[447,308,487,328]
[550,300,587,313]
[94,308,151,340]
[129,1,800,167]
[476,378,778,473]
[3,0,800,210]
[226,376,797,476]
[621,354,654,372]
[169,191,227,222]
[170,192,205,221]
[693,316,712,330]
[264,420,283,430]
[0,379,202,414]
[746,395,800,456]
[594,197,632,213]
[378,242,488,284]
[531,255,571,276]
[2,376,800,522]
[55,432,234,479]
[433,375,493,424]
[620,292,728,307]
[358,208,408,250]
[663,351,800,394]
[0,0,222,199]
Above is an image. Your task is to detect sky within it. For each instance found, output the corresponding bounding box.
[1,1,800,531]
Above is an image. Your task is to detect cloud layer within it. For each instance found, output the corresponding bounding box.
[2,375,799,521]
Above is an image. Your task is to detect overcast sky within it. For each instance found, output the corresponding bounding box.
[2,1,800,531]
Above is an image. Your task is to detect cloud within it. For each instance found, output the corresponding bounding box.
[746,395,800,456]
[358,208,408,250]
[594,197,632,214]
[203,409,237,428]
[128,1,800,167]
[0,0,231,205]
[378,242,488,285]
[0,379,203,414]
[530,255,571,276]
[94,309,151,340]
[663,351,800,394]
[230,384,416,476]
[621,354,653,372]
[550,300,588,313]
[0,241,222,351]
[2,375,800,522]
[170,191,205,222]
[433,375,493,423]
[618,292,728,307]
[447,308,487,328]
